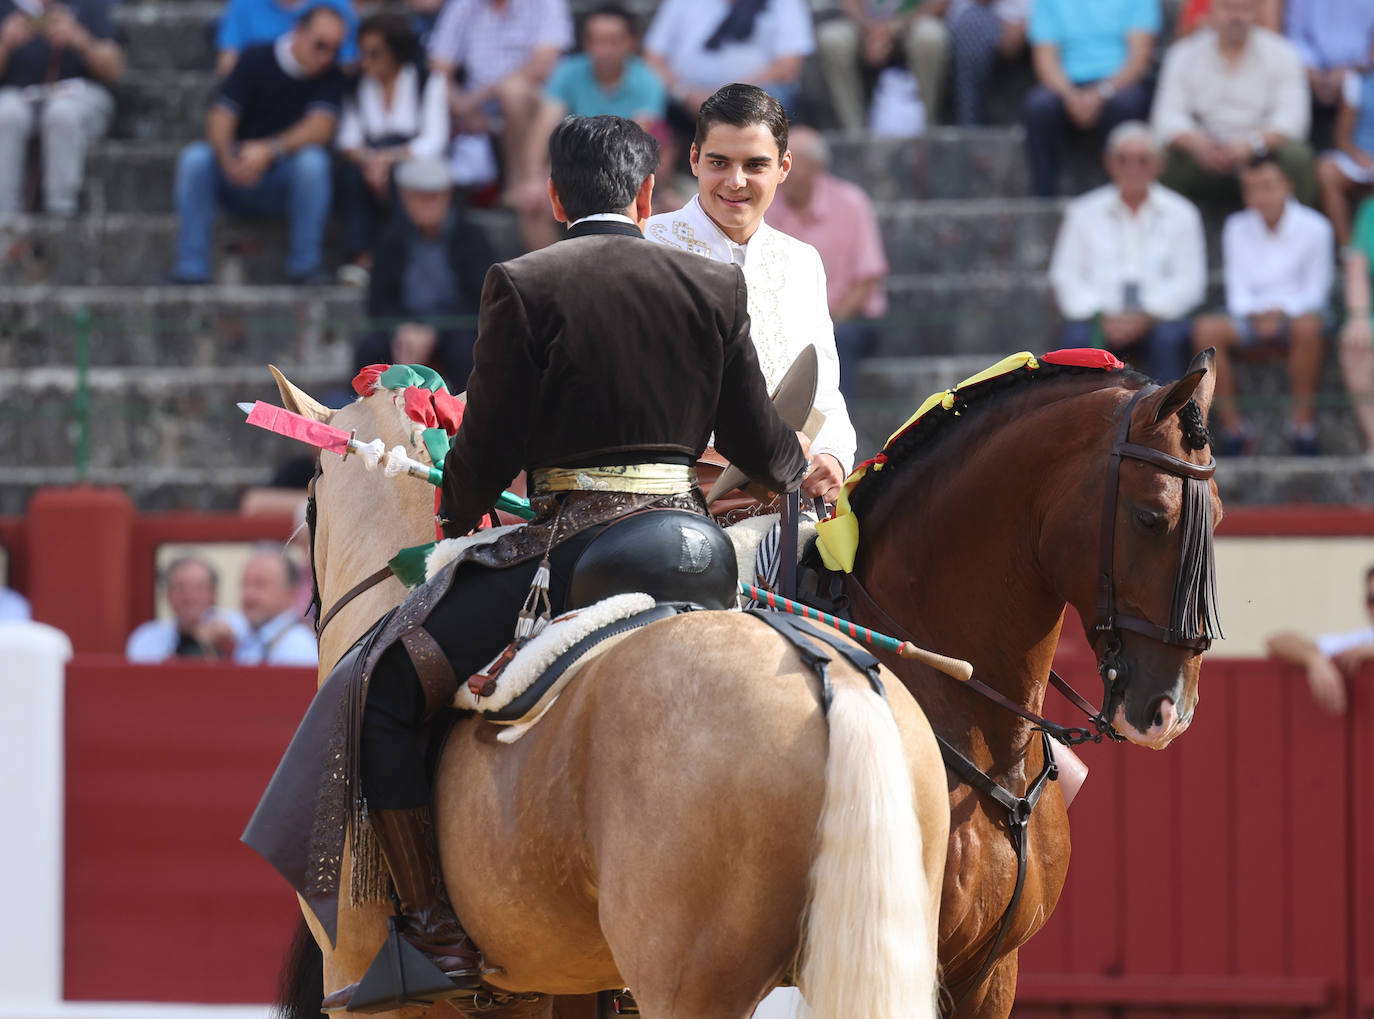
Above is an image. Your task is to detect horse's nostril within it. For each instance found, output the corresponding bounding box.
[1153,710,1164,728]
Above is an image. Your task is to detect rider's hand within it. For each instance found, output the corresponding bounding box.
[801,452,845,504]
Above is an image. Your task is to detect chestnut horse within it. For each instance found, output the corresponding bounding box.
[269,369,950,1019]
[822,351,1222,1017]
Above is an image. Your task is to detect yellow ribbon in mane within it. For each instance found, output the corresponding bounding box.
[815,352,1040,573]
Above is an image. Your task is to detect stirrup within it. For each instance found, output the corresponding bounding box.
[604,988,639,1014]
[343,916,483,1014]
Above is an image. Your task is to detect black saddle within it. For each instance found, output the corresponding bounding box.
[568,509,738,611]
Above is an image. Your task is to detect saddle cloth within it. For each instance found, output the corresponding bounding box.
[452,593,689,743]
[725,512,819,592]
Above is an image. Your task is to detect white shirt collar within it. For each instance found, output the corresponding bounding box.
[671,195,765,265]
[276,33,308,80]
[568,212,638,228]
[1109,183,1163,218]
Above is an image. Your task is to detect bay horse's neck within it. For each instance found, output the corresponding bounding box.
[855,377,1117,772]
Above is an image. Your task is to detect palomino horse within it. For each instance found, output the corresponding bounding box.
[819,351,1223,1017]
[270,369,950,1019]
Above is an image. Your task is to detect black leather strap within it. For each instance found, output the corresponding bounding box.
[938,729,1058,1012]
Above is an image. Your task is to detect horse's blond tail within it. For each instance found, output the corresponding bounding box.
[797,684,938,1019]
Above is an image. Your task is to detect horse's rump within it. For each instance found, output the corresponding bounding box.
[432,610,948,1006]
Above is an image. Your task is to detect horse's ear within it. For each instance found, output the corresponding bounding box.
[269,364,334,422]
[1141,348,1215,426]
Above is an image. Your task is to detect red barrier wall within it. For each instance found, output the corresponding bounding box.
[64,657,315,1003]
[1016,651,1370,1018]
[61,654,1371,1014]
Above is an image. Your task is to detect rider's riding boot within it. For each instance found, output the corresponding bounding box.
[319,806,483,1012]
[372,805,484,979]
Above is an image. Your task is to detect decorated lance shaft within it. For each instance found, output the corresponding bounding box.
[740,581,974,682]
[240,401,535,520]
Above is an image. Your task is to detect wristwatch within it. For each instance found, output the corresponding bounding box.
[1095,80,1117,99]
[269,137,287,161]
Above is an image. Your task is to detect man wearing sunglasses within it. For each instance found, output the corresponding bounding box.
[1048,119,1206,384]
[171,4,347,285]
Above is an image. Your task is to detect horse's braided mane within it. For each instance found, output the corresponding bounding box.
[847,361,1150,522]
[1177,399,1209,452]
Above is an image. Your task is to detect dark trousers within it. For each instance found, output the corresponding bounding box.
[1159,138,1318,209]
[1022,80,1151,197]
[337,159,397,260]
[949,1,1004,126]
[1060,317,1193,383]
[361,526,605,810]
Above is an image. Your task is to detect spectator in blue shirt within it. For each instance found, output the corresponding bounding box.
[515,5,665,248]
[171,6,347,284]
[216,0,357,76]
[1285,0,1374,142]
[1022,0,1158,196]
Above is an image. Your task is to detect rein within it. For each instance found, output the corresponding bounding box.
[838,382,1218,1012]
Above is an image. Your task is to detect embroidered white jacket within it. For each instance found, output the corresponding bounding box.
[645,196,857,474]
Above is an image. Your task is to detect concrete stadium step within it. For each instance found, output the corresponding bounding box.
[0,209,524,286]
[0,285,364,369]
[828,128,1104,202]
[115,2,221,72]
[875,272,1227,357]
[112,71,216,142]
[0,201,1079,284]
[0,364,352,515]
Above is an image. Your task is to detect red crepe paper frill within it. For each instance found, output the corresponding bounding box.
[1040,348,1126,371]
[352,364,390,396]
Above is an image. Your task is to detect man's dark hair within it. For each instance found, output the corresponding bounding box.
[694,83,788,158]
[1243,150,1289,182]
[580,5,638,42]
[162,555,219,594]
[549,115,659,221]
[358,11,421,66]
[1364,563,1374,589]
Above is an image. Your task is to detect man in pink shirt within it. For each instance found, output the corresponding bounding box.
[766,126,889,399]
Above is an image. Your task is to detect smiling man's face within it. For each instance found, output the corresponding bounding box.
[690,122,791,245]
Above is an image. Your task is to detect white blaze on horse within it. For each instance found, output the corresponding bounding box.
[270,368,950,1019]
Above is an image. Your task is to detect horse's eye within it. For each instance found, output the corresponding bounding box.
[1134,508,1168,535]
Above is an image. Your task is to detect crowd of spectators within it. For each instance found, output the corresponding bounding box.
[9,0,1374,459]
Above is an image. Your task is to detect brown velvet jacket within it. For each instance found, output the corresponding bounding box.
[439,219,806,538]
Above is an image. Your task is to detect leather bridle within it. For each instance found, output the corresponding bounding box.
[1091,386,1217,724]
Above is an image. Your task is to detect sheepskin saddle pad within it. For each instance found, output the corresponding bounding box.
[452,594,696,742]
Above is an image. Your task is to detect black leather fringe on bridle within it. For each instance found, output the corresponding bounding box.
[1170,475,1224,643]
